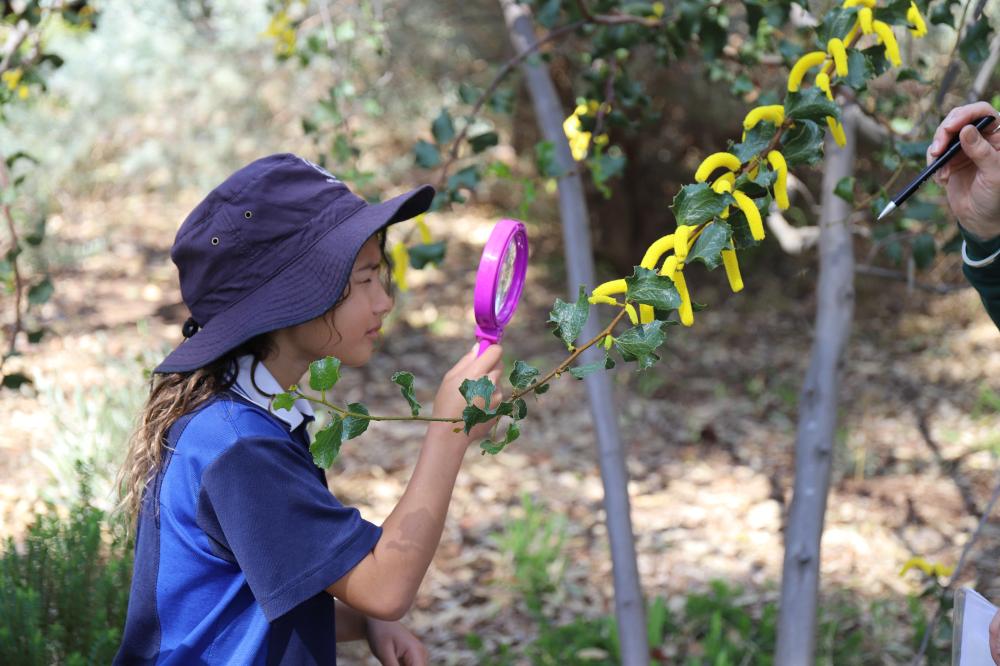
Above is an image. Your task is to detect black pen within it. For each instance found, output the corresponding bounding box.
[877,114,997,221]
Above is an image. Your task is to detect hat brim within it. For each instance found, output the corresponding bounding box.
[154,184,435,374]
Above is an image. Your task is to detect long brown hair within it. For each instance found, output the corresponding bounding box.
[115,230,393,530]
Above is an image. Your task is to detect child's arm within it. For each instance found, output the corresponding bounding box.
[326,344,504,621]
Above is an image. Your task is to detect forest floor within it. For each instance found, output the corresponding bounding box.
[2,190,1000,664]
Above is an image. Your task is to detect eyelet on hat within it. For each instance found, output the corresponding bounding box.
[244,210,253,219]
[211,237,220,245]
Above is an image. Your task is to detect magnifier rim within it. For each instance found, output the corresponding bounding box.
[494,230,527,325]
[473,218,528,334]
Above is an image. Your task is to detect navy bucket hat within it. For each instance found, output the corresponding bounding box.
[155,153,435,374]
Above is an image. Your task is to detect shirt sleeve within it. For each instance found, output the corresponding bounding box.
[960,225,1000,331]
[197,435,382,622]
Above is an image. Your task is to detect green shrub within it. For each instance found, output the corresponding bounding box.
[0,470,132,666]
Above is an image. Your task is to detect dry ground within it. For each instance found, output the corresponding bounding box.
[2,189,1000,664]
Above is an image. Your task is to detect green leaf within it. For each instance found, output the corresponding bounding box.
[624,266,682,310]
[613,321,667,370]
[733,165,777,199]
[686,222,732,270]
[569,352,616,379]
[459,82,482,105]
[842,48,873,91]
[26,328,44,343]
[780,119,824,167]
[27,277,53,306]
[729,196,771,249]
[509,360,540,390]
[432,108,455,144]
[897,140,931,161]
[480,421,520,455]
[731,123,777,163]
[1,372,32,389]
[469,131,499,153]
[834,176,855,204]
[448,165,480,193]
[309,357,341,391]
[414,140,441,168]
[512,398,528,420]
[672,183,732,227]
[547,285,590,350]
[534,383,550,395]
[488,88,514,114]
[535,140,563,178]
[784,88,840,124]
[459,376,495,408]
[930,0,959,26]
[391,371,421,416]
[818,6,859,44]
[271,392,298,411]
[408,242,446,269]
[912,233,936,269]
[960,17,992,70]
[310,417,344,469]
[342,402,370,441]
[896,68,927,83]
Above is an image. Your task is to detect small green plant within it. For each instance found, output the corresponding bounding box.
[0,466,132,666]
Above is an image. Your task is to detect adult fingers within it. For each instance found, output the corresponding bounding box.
[958,123,1000,173]
[929,102,1000,160]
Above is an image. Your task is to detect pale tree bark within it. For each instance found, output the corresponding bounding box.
[775,109,857,665]
[499,2,649,664]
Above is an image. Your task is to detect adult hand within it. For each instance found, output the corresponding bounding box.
[927,101,1000,242]
[366,617,429,666]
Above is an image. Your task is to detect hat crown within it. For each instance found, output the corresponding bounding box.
[171,153,365,324]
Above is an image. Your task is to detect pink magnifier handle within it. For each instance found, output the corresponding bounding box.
[473,219,528,357]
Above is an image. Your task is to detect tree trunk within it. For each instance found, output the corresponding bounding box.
[499,2,649,664]
[775,109,857,664]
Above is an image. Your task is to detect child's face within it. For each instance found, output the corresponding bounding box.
[274,236,393,369]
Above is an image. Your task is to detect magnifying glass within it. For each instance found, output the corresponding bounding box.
[474,218,529,356]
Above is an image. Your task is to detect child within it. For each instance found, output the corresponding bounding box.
[113,153,504,665]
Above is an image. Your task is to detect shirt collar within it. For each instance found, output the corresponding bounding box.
[232,355,314,431]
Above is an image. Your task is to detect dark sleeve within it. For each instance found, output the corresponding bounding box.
[197,436,381,622]
[960,225,1000,331]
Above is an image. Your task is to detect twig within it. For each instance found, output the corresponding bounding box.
[433,19,586,195]
[573,0,662,27]
[854,264,968,294]
[0,151,24,374]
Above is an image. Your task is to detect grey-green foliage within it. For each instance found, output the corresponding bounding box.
[0,469,132,666]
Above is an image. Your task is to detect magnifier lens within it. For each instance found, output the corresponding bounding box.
[494,240,517,314]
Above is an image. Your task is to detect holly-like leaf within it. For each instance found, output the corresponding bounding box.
[842,48,873,91]
[729,196,772,249]
[460,376,495,408]
[408,242,446,269]
[309,357,341,391]
[547,285,590,350]
[432,108,455,144]
[834,176,855,204]
[781,119,824,167]
[784,88,840,124]
[509,360,540,390]
[511,398,528,420]
[569,352,616,379]
[687,221,732,270]
[27,277,53,306]
[310,416,344,469]
[391,371,421,416]
[271,392,298,411]
[625,266,682,311]
[672,183,733,228]
[731,123,777,163]
[613,321,667,370]
[480,421,520,455]
[469,131,499,153]
[342,402,370,441]
[818,6,860,44]
[414,140,441,168]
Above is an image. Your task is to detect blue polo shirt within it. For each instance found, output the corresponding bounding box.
[115,356,381,665]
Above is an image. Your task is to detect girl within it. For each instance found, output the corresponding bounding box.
[114,153,505,665]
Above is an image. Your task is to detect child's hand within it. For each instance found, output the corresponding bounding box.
[432,342,504,441]
[365,617,429,666]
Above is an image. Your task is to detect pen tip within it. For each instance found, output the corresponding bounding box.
[877,201,895,221]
